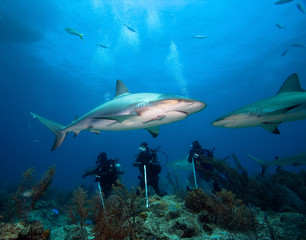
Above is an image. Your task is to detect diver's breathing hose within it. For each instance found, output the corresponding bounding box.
[144,165,149,208]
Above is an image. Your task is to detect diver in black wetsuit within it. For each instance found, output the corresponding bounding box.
[188,140,214,171]
[133,142,162,196]
[83,152,123,198]
[188,140,220,191]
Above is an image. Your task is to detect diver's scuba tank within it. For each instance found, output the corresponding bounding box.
[115,163,123,174]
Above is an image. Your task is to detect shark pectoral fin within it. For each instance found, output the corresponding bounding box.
[146,126,160,137]
[89,129,101,134]
[73,131,80,138]
[91,113,137,123]
[261,123,280,134]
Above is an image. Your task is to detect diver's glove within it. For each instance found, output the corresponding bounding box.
[193,153,199,159]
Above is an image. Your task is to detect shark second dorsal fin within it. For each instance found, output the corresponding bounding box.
[115,80,130,97]
[277,73,303,94]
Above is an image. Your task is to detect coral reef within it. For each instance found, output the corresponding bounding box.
[185,188,256,232]
[11,166,55,222]
[0,221,50,240]
[1,158,306,239]
[91,182,142,240]
[66,187,90,240]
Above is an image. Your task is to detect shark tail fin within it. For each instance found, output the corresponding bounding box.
[79,34,84,40]
[245,152,270,176]
[30,112,67,151]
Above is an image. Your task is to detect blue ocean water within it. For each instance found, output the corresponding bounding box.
[0,0,305,191]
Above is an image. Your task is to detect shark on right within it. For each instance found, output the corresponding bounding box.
[212,73,306,134]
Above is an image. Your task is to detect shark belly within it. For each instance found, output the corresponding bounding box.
[102,110,188,131]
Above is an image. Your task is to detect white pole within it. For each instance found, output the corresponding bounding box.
[97,180,106,213]
[144,165,149,208]
[192,159,198,189]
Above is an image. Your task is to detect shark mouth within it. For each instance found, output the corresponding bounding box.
[172,110,189,115]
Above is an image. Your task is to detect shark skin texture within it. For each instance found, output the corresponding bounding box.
[212,73,306,134]
[31,80,206,151]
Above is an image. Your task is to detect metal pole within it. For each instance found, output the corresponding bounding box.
[97,180,106,213]
[144,165,149,208]
[192,159,198,189]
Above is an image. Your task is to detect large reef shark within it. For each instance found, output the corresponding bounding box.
[212,73,306,134]
[246,152,306,176]
[31,80,206,151]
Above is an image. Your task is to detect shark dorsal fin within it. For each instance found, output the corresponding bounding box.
[115,80,130,97]
[277,73,303,94]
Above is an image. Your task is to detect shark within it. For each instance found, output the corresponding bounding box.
[31,80,206,151]
[212,73,306,134]
[246,152,306,176]
[167,156,193,171]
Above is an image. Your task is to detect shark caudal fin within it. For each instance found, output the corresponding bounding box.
[30,112,67,151]
[245,152,270,176]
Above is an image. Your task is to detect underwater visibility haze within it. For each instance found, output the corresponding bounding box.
[1,0,306,189]
[0,1,306,238]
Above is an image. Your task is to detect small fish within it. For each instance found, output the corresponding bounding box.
[192,35,207,39]
[289,43,305,48]
[124,24,136,32]
[22,189,34,198]
[274,0,294,5]
[275,23,286,29]
[168,204,181,210]
[96,43,108,48]
[281,49,289,57]
[33,139,40,143]
[64,27,84,40]
[51,209,59,214]
[85,220,93,225]
[297,4,305,13]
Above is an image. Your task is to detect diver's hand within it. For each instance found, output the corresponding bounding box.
[193,154,199,159]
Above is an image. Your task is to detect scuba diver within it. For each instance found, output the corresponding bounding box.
[188,140,220,191]
[83,152,123,198]
[133,142,163,196]
[188,140,214,171]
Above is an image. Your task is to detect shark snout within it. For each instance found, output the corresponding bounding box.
[183,99,206,114]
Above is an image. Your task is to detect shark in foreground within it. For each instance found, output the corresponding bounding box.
[246,152,306,176]
[31,80,206,151]
[212,73,306,134]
